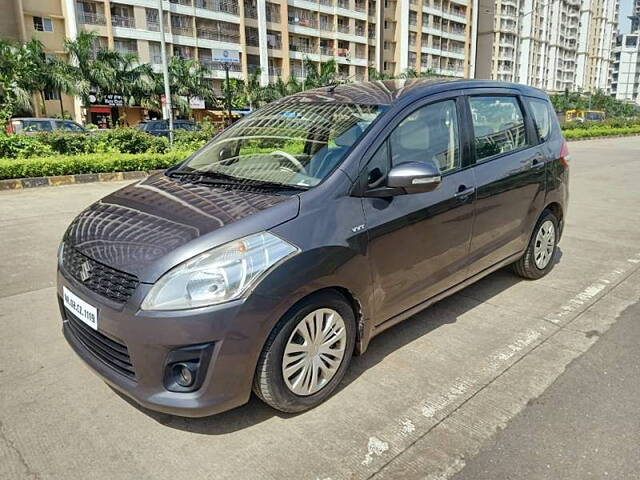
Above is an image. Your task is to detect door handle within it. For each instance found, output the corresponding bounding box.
[454,185,475,198]
[531,156,545,169]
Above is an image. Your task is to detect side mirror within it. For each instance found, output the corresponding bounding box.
[386,161,441,194]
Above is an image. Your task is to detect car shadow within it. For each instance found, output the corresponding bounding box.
[120,248,563,434]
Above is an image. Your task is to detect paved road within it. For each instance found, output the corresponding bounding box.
[453,297,640,480]
[1,137,639,480]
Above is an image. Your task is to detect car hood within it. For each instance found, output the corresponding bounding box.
[63,174,299,282]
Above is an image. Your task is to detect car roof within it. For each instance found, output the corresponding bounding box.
[278,78,549,106]
[12,117,78,122]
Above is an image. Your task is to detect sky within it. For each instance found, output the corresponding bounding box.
[619,0,634,33]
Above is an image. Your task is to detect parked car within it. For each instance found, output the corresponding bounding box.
[137,119,199,137]
[8,117,87,134]
[57,79,569,417]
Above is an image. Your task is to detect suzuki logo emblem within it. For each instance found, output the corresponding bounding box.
[79,261,93,282]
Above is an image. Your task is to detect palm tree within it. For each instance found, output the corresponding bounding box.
[102,50,153,124]
[46,56,82,118]
[0,40,35,125]
[243,68,264,111]
[169,56,214,117]
[368,68,395,81]
[303,58,338,88]
[64,31,115,115]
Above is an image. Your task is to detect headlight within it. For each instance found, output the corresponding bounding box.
[141,232,299,311]
[57,242,65,267]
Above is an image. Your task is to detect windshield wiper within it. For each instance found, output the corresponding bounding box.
[169,169,309,192]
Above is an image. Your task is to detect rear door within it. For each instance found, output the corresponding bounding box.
[464,91,546,276]
[361,95,476,323]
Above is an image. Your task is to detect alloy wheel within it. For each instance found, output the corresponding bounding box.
[534,220,556,269]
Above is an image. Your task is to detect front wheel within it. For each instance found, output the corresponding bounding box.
[253,291,356,413]
[512,210,559,279]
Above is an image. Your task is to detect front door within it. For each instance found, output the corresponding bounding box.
[361,98,476,324]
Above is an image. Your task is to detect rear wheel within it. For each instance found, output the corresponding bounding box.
[513,210,559,279]
[253,291,356,413]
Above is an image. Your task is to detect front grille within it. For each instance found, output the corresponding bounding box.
[65,310,136,379]
[62,243,139,303]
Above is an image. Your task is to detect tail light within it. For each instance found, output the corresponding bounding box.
[559,139,570,169]
[6,122,14,134]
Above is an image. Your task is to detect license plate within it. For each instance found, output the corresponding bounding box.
[63,287,98,330]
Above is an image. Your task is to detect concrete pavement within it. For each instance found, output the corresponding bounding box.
[1,136,639,479]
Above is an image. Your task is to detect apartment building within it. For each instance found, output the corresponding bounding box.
[629,0,639,35]
[610,33,640,104]
[377,0,475,78]
[475,0,618,93]
[2,0,79,118]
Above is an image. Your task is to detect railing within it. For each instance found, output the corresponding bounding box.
[355,46,366,58]
[170,0,192,5]
[320,21,334,31]
[147,20,160,31]
[172,26,194,36]
[337,0,349,8]
[247,64,260,73]
[355,26,365,36]
[355,2,366,12]
[151,55,163,64]
[197,27,240,43]
[244,4,258,18]
[195,0,239,15]
[320,46,333,55]
[267,38,282,49]
[269,66,282,76]
[246,35,259,47]
[111,15,135,28]
[289,17,318,28]
[290,67,304,78]
[77,12,106,26]
[337,24,351,33]
[266,6,280,22]
[289,43,317,54]
[335,48,349,57]
[202,60,242,72]
[115,46,138,56]
[319,0,333,5]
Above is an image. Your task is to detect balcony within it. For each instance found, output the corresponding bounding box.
[244,3,258,18]
[111,15,135,28]
[319,0,334,5]
[320,45,334,55]
[337,24,351,34]
[289,16,318,28]
[195,0,239,15]
[336,48,349,57]
[172,26,194,36]
[337,0,350,8]
[170,0,192,5]
[267,37,282,49]
[266,5,280,22]
[320,20,334,31]
[77,12,106,26]
[289,43,317,54]
[269,66,282,76]
[147,20,160,31]
[197,26,240,43]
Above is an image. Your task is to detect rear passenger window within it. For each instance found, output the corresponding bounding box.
[23,120,52,132]
[527,98,552,141]
[469,96,527,161]
[389,100,460,174]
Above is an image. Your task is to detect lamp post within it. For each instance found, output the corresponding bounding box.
[157,0,173,145]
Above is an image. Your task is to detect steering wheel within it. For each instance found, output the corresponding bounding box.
[272,150,305,172]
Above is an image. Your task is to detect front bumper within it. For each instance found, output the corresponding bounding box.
[57,269,287,417]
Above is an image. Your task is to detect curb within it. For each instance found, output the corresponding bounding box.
[0,170,166,191]
[566,133,640,142]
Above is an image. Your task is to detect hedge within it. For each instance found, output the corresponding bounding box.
[0,151,192,180]
[563,125,640,140]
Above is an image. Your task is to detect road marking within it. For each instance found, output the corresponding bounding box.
[362,437,389,466]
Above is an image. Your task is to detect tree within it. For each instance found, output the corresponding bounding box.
[303,57,337,88]
[46,56,82,118]
[0,40,34,126]
[169,56,214,118]
[64,31,116,115]
[242,68,265,111]
[102,50,153,123]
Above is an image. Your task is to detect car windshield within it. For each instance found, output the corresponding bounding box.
[177,102,386,188]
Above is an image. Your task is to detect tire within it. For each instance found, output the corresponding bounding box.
[253,290,356,413]
[512,209,559,280]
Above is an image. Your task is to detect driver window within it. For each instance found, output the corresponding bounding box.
[388,100,460,174]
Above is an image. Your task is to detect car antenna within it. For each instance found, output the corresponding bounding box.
[326,73,358,93]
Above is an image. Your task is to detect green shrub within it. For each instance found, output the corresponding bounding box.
[37,131,97,155]
[563,125,640,139]
[0,134,53,159]
[172,118,221,151]
[0,151,191,180]
[94,127,169,154]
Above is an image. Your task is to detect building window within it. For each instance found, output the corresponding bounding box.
[33,16,54,32]
[44,89,60,100]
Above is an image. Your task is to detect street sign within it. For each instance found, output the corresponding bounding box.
[212,49,240,64]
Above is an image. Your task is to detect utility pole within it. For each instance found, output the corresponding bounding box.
[157,0,173,144]
[224,63,232,127]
